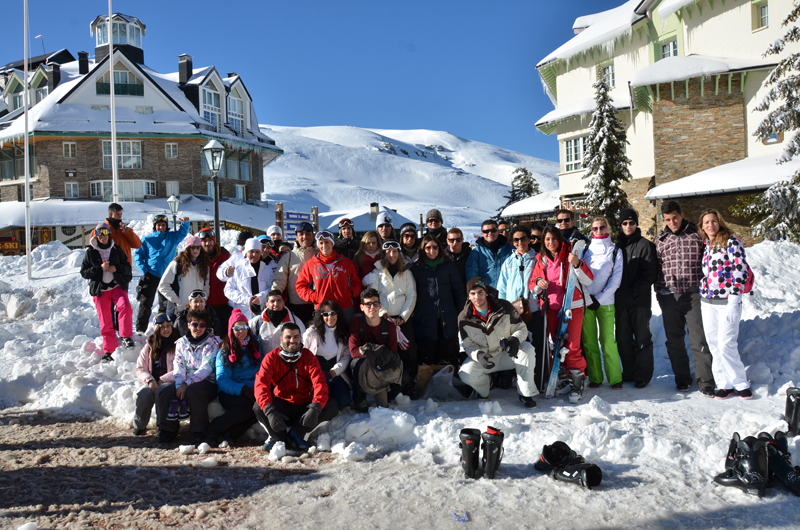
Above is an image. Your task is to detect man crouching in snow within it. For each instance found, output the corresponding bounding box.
[253,323,338,452]
[457,277,538,409]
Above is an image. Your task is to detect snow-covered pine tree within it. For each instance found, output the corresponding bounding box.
[582,78,632,232]
[495,167,540,219]
[732,2,800,242]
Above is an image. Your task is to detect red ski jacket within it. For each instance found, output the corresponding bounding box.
[254,347,329,409]
[295,251,361,309]
[529,242,593,311]
[207,249,232,307]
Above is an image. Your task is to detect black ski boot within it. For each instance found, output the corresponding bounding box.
[481,426,504,479]
[534,441,583,472]
[552,462,603,490]
[568,369,585,404]
[714,433,769,497]
[785,388,800,436]
[459,428,482,479]
[768,431,800,496]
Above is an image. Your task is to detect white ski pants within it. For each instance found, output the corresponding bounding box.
[700,297,749,391]
[458,342,538,399]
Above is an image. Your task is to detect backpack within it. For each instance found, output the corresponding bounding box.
[358,315,389,344]
[743,263,755,295]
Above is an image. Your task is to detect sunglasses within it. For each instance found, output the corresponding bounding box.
[315,231,334,241]
[189,321,207,329]
[378,223,391,229]
[361,301,380,308]
[382,241,401,250]
[498,228,510,233]
[591,226,608,232]
[296,222,314,233]
[512,237,529,243]
[97,228,111,236]
[426,219,440,224]
[530,235,541,241]
[198,230,216,240]
[556,218,571,224]
[621,221,637,226]
[153,313,176,324]
[232,324,249,332]
[402,233,416,238]
[321,311,337,317]
[188,245,202,251]
[447,237,463,243]
[481,228,498,234]
[423,245,439,251]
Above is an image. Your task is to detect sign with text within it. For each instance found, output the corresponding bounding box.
[284,211,315,222]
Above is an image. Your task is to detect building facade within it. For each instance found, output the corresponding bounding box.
[536,0,797,244]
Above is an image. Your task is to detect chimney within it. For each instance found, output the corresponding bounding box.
[46,63,61,93]
[178,54,193,85]
[370,202,379,220]
[227,72,238,78]
[78,52,89,75]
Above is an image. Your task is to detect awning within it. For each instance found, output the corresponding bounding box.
[629,55,776,88]
[536,93,631,135]
[501,189,561,218]
[645,155,800,200]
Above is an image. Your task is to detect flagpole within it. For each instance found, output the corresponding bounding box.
[23,0,32,279]
[108,1,118,204]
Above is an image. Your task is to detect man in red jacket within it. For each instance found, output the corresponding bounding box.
[253,323,338,451]
[198,227,232,337]
[295,230,361,322]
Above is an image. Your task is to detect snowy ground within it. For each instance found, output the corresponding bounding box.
[1,239,800,528]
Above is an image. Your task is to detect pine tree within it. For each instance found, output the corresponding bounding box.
[732,2,800,242]
[582,78,632,232]
[496,167,540,219]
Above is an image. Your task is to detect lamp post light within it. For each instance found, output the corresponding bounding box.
[167,194,181,231]
[202,140,225,238]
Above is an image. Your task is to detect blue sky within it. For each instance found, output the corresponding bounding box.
[2,0,622,162]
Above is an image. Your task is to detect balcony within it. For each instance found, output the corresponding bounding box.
[96,82,144,96]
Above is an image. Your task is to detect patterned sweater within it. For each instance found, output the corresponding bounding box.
[700,236,749,299]
[654,220,705,294]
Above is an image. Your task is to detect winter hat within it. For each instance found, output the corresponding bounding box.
[257,234,271,244]
[399,222,417,238]
[185,235,202,247]
[228,308,260,361]
[244,238,261,252]
[619,208,639,225]
[426,209,443,223]
[376,211,393,229]
[267,225,282,237]
[466,277,489,294]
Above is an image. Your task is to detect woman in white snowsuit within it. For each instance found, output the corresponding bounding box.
[158,235,211,314]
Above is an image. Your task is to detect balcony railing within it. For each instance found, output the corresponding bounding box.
[96,82,144,96]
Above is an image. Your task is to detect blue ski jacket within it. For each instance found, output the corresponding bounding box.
[134,221,190,277]
[464,236,513,289]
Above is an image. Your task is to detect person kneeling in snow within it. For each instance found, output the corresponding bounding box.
[253,323,338,452]
[457,277,538,409]
[80,222,134,361]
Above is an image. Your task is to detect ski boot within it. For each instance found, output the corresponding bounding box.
[568,369,585,404]
[714,433,769,497]
[766,431,800,496]
[481,426,504,479]
[459,428,482,479]
[552,462,603,490]
[534,441,602,489]
[534,441,583,472]
[553,366,572,397]
[785,388,800,436]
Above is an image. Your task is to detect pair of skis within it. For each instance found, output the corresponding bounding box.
[544,240,587,399]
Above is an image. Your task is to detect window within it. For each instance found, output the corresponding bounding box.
[240,160,251,181]
[91,105,110,111]
[92,180,154,200]
[135,106,153,115]
[565,137,586,172]
[760,4,769,28]
[0,146,36,181]
[202,86,221,132]
[166,181,180,196]
[228,96,243,135]
[235,185,246,201]
[63,142,77,158]
[103,140,142,169]
[145,182,156,196]
[207,181,216,198]
[96,22,108,46]
[90,181,113,199]
[97,68,143,96]
[34,86,48,104]
[661,40,678,59]
[227,159,239,180]
[201,154,225,177]
[112,22,127,44]
[128,24,142,47]
[165,143,178,158]
[65,182,79,198]
[753,1,769,30]
[597,63,615,88]
[11,93,24,110]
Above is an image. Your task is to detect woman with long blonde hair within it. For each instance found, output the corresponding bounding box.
[354,230,381,279]
[698,208,752,399]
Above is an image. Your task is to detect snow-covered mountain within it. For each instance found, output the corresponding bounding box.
[259,125,559,229]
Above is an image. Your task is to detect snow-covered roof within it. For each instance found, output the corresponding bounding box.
[645,155,800,200]
[500,189,561,218]
[0,195,275,232]
[538,0,646,67]
[629,55,777,87]
[657,0,700,21]
[535,92,632,134]
[319,206,416,233]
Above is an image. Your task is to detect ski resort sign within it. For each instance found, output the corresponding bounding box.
[275,203,319,242]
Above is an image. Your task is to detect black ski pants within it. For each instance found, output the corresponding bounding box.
[615,304,654,384]
[206,391,256,443]
[657,292,714,389]
[136,272,167,333]
[253,396,338,443]
[156,380,217,436]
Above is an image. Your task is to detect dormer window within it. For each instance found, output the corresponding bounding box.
[97,63,144,96]
[228,95,243,135]
[95,19,143,48]
[202,83,221,132]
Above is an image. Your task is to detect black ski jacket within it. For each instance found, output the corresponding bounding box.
[80,244,133,297]
[615,228,657,308]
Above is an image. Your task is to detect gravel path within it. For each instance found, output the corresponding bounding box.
[0,408,335,529]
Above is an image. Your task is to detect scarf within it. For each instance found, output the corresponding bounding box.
[426,256,444,270]
[106,217,121,230]
[592,233,610,239]
[186,330,210,345]
[266,308,288,327]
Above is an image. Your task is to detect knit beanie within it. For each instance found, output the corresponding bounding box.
[244,238,261,252]
[426,209,443,223]
[619,208,639,225]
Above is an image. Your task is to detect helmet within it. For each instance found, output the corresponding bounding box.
[153,214,169,229]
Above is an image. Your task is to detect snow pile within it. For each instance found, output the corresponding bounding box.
[629,55,776,88]
[535,93,632,129]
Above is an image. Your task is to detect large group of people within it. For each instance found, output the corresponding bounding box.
[81,199,753,449]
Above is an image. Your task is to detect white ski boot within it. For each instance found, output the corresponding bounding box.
[568,369,585,404]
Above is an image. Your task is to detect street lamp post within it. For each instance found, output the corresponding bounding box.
[167,195,181,231]
[202,140,225,238]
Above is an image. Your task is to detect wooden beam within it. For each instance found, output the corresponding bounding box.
[715,75,720,95]
[701,76,705,97]
[742,72,748,93]
[728,73,732,94]
[706,0,713,10]
[671,81,675,100]
[656,83,660,101]
[685,79,690,98]
[696,2,702,15]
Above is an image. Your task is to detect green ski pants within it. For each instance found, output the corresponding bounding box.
[582,304,623,385]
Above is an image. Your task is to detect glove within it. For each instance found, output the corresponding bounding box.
[503,336,520,358]
[397,327,409,351]
[300,402,322,428]
[587,295,600,311]
[263,403,288,432]
[477,351,495,369]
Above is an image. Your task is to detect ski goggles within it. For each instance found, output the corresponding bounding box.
[153,313,177,324]
[295,222,314,234]
[382,240,401,250]
[154,214,169,224]
[188,290,207,300]
[96,227,111,236]
[198,229,216,240]
[338,218,354,228]
[232,324,249,332]
[315,230,335,243]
